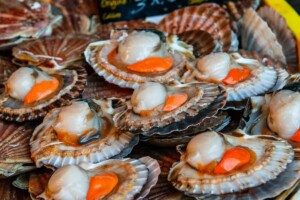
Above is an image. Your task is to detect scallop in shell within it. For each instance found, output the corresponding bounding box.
[194,52,278,101]
[84,30,189,89]
[30,99,139,168]
[114,82,227,137]
[242,8,286,64]
[241,83,300,153]
[12,34,97,70]
[168,130,295,197]
[29,157,160,200]
[0,65,87,122]
[158,3,238,52]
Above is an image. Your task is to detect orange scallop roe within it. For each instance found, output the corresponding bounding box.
[87,173,119,200]
[23,78,59,105]
[162,93,188,112]
[214,147,251,174]
[290,128,300,142]
[127,57,173,73]
[222,67,250,85]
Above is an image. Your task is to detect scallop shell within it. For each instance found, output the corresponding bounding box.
[168,131,294,196]
[114,82,227,136]
[97,19,160,40]
[241,8,286,64]
[12,173,30,190]
[258,6,298,70]
[12,35,97,70]
[83,74,133,99]
[159,3,236,52]
[84,33,187,89]
[0,0,52,40]
[144,111,230,147]
[30,99,139,168]
[0,66,87,122]
[0,121,37,178]
[191,160,300,200]
[30,157,160,200]
[178,30,216,57]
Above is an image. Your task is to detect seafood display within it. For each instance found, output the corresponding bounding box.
[0,0,300,199]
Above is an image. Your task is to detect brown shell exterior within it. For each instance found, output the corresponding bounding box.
[83,74,133,99]
[258,6,298,70]
[159,3,232,52]
[12,35,97,69]
[97,19,160,40]
[241,8,286,64]
[114,82,227,135]
[0,0,51,40]
[0,66,87,122]
[178,30,216,57]
[0,121,35,163]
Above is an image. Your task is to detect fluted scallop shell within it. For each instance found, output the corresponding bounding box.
[0,66,87,122]
[97,19,160,40]
[242,8,286,64]
[30,99,138,168]
[144,111,230,147]
[52,0,100,35]
[30,157,160,200]
[0,0,52,40]
[84,35,186,89]
[178,30,216,57]
[258,6,298,70]
[83,74,133,99]
[12,35,97,70]
[191,160,300,200]
[168,131,294,196]
[114,82,227,136]
[159,3,237,52]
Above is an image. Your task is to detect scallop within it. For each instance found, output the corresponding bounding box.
[29,157,160,200]
[268,90,300,140]
[30,99,138,168]
[0,65,87,122]
[114,82,227,137]
[84,30,188,89]
[168,130,294,197]
[194,52,278,101]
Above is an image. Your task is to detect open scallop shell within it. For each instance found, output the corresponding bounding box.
[84,32,187,89]
[29,157,160,200]
[258,6,298,70]
[114,82,227,136]
[159,3,237,52]
[241,8,286,64]
[191,160,300,200]
[12,35,97,70]
[0,177,30,199]
[0,66,87,122]
[0,57,17,93]
[168,130,294,196]
[30,99,139,168]
[83,74,133,99]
